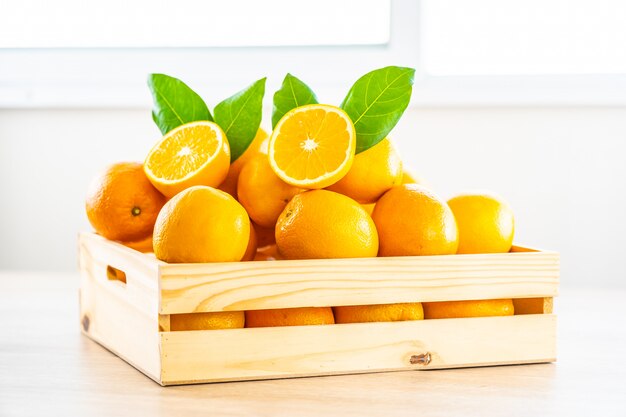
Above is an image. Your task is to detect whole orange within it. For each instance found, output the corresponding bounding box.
[245,307,334,328]
[275,190,378,260]
[361,203,375,216]
[447,192,515,254]
[170,311,245,331]
[327,138,402,204]
[85,162,166,242]
[423,299,514,319]
[120,235,154,253]
[333,303,424,324]
[240,222,258,262]
[372,184,458,256]
[218,128,269,198]
[237,153,302,228]
[254,222,276,248]
[153,186,250,263]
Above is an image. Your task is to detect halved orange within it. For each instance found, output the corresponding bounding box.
[144,121,230,198]
[268,104,356,189]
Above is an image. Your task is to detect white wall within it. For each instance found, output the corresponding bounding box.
[1,107,625,288]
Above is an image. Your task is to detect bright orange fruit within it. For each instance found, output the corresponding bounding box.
[275,190,378,260]
[372,184,458,256]
[218,128,269,198]
[144,121,230,198]
[327,138,403,204]
[237,153,302,228]
[447,192,515,254]
[268,104,356,189]
[245,307,335,328]
[333,303,424,324]
[153,186,250,263]
[85,162,166,242]
[170,311,245,330]
[240,222,258,262]
[423,299,514,319]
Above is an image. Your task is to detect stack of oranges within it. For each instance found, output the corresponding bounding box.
[85,104,516,331]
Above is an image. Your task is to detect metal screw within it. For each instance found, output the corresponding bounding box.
[410,352,431,365]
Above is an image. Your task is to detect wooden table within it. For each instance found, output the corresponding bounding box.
[1,272,625,417]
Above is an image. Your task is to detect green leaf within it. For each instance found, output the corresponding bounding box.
[272,73,318,128]
[214,78,267,162]
[341,66,415,154]
[148,73,213,135]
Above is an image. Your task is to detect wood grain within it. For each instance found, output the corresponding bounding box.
[79,233,161,316]
[78,232,559,386]
[160,314,557,385]
[80,233,559,315]
[79,234,162,382]
[158,248,559,314]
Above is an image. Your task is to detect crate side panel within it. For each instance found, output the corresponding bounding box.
[79,233,161,317]
[79,235,162,383]
[160,314,557,385]
[159,251,559,314]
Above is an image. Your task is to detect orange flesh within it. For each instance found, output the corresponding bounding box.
[147,124,219,181]
[273,109,351,181]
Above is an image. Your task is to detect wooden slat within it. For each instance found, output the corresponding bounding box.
[79,233,161,317]
[158,248,559,314]
[78,237,162,382]
[158,315,171,332]
[160,314,557,385]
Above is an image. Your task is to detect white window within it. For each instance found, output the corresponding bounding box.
[421,0,626,76]
[1,0,625,107]
[0,0,412,107]
[413,0,626,105]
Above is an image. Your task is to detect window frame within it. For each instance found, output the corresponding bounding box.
[1,0,625,109]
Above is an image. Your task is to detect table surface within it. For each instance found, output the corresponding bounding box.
[1,272,625,417]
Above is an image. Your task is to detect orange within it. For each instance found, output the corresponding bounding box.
[361,203,375,216]
[153,186,250,263]
[447,192,515,254]
[240,222,258,261]
[254,222,276,248]
[237,153,303,228]
[372,184,458,256]
[218,128,269,198]
[423,299,514,319]
[170,311,244,331]
[401,169,426,185]
[275,190,378,260]
[253,244,283,261]
[85,162,167,242]
[144,121,230,198]
[268,104,356,189]
[245,307,334,328]
[120,235,154,253]
[327,138,402,204]
[333,303,424,324]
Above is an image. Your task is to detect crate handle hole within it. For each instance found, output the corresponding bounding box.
[410,352,431,366]
[106,265,127,285]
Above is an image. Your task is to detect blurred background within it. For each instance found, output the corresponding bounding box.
[1,0,625,288]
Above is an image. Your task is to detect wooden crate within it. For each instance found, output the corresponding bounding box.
[78,232,559,386]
